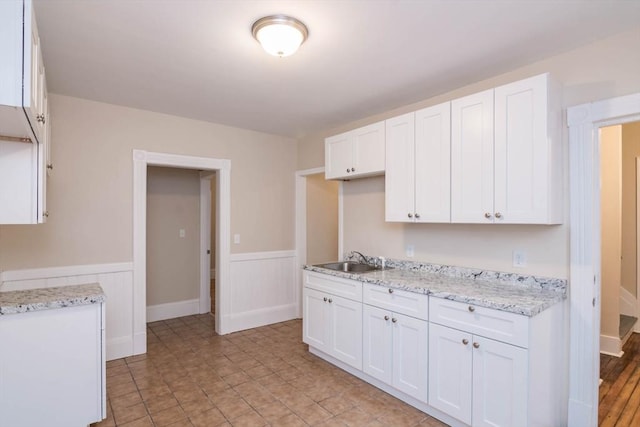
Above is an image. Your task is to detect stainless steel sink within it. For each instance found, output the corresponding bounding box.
[314,261,380,273]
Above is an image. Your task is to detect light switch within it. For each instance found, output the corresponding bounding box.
[513,250,527,267]
[234,234,240,244]
[179,229,186,238]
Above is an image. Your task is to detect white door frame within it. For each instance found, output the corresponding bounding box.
[295,167,343,317]
[200,173,214,314]
[567,92,640,426]
[636,157,640,330]
[133,150,231,355]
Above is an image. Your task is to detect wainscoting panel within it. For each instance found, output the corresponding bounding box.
[226,251,298,332]
[1,263,134,361]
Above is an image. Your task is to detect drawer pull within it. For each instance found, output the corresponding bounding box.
[468,306,475,312]
[391,318,397,323]
[384,315,389,321]
[323,297,327,302]
[328,298,333,303]
[462,338,469,345]
[473,342,480,349]
[388,288,394,294]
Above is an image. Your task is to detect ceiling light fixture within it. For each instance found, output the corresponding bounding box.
[252,15,308,57]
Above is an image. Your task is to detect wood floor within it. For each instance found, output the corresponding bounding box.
[600,332,640,426]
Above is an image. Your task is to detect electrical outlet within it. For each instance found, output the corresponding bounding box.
[513,250,527,267]
[406,245,415,257]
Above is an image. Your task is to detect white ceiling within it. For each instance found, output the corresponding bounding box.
[34,0,640,138]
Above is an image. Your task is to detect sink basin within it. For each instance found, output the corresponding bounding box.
[314,261,380,273]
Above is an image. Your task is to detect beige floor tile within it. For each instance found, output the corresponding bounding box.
[229,408,267,426]
[270,412,308,427]
[295,402,333,425]
[151,405,188,427]
[118,415,154,427]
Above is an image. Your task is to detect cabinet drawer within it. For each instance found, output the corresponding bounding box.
[363,283,428,320]
[304,271,362,302]
[429,298,529,347]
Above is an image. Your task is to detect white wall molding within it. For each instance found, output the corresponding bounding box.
[600,334,624,357]
[568,91,640,427]
[147,299,200,323]
[0,263,134,361]
[224,250,297,334]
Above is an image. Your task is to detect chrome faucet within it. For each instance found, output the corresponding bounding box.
[351,251,368,264]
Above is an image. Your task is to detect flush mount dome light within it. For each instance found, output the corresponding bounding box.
[252,15,308,57]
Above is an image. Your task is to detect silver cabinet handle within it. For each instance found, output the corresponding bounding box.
[408,213,413,218]
[47,164,53,170]
[391,318,397,323]
[346,168,350,173]
[415,213,420,219]
[484,212,492,219]
[468,306,475,312]
[328,298,332,303]
[462,339,469,345]
[388,288,394,294]
[495,212,502,219]
[37,114,45,124]
[384,315,389,321]
[473,342,480,349]
[323,297,327,302]
[43,211,49,218]
[351,167,355,172]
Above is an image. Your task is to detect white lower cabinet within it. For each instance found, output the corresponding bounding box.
[363,304,428,402]
[429,323,527,427]
[303,286,363,370]
[0,303,105,427]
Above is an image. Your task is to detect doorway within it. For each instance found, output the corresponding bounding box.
[132,150,231,356]
[568,92,640,426]
[295,167,341,317]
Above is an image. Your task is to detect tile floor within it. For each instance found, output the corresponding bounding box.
[93,315,448,427]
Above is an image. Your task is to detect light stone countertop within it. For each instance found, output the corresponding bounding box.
[304,261,566,317]
[0,283,106,315]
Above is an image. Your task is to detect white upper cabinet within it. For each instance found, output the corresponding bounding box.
[325,121,385,180]
[386,103,451,223]
[0,0,48,144]
[451,90,495,223]
[451,74,562,224]
[0,0,50,224]
[493,74,562,224]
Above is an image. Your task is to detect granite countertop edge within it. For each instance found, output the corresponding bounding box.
[303,265,565,317]
[0,283,106,315]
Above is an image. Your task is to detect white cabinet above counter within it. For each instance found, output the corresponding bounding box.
[325,121,385,180]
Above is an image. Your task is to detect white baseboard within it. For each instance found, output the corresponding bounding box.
[147,299,200,322]
[222,303,297,334]
[600,334,624,357]
[107,336,134,361]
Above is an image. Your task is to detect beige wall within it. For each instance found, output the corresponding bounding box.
[306,173,339,265]
[622,121,640,297]
[600,126,622,338]
[146,167,200,306]
[0,95,297,270]
[297,26,640,279]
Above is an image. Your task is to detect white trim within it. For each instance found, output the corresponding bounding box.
[599,334,624,357]
[230,250,296,262]
[146,299,200,323]
[199,176,212,314]
[338,181,344,258]
[224,303,298,333]
[133,150,232,352]
[0,262,133,282]
[637,157,640,329]
[568,91,640,427]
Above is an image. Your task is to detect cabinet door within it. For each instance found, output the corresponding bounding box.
[385,113,415,222]
[325,133,353,179]
[352,121,385,177]
[329,295,363,369]
[362,304,393,384]
[392,313,428,402]
[494,74,549,224]
[451,90,494,223]
[414,103,451,222]
[428,323,472,425]
[0,304,103,426]
[472,336,528,427]
[303,288,329,352]
[0,140,38,223]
